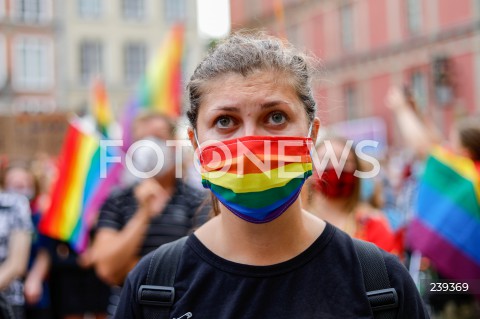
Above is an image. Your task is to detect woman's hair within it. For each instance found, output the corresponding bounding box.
[456,117,480,161]
[186,31,318,129]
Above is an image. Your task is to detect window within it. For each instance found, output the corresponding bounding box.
[11,0,51,23]
[286,23,296,45]
[78,0,102,18]
[0,36,5,88]
[165,0,186,24]
[283,0,300,5]
[124,42,147,84]
[0,0,5,19]
[340,4,354,52]
[286,23,306,50]
[80,40,103,84]
[432,56,453,106]
[245,0,260,20]
[12,36,53,91]
[406,0,422,34]
[410,71,427,111]
[344,85,358,119]
[12,97,55,113]
[122,0,145,20]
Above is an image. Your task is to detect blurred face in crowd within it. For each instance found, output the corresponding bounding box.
[316,140,357,173]
[314,140,360,204]
[130,115,176,178]
[194,70,313,142]
[449,127,480,161]
[449,129,468,158]
[4,167,35,199]
[133,116,173,141]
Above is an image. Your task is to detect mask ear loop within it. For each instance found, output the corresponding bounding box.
[304,122,315,178]
[193,129,201,152]
[193,129,204,167]
[307,122,313,138]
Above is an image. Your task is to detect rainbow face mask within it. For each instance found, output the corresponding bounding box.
[197,135,313,223]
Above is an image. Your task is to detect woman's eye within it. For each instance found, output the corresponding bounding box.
[268,112,287,125]
[215,116,233,128]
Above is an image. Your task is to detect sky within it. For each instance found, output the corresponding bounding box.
[197,0,231,39]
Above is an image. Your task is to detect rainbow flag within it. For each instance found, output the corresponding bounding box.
[92,79,113,137]
[408,146,480,280]
[122,24,184,147]
[39,122,122,252]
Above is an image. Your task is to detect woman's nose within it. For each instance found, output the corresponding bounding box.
[243,122,263,137]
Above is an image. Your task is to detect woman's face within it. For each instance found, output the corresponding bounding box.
[192,70,315,143]
[449,128,471,159]
[4,168,35,198]
[316,140,357,173]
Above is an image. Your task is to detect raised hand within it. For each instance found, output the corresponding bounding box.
[134,178,170,219]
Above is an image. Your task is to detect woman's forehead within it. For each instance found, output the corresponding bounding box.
[200,70,300,107]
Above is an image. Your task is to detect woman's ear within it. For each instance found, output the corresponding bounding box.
[311,117,321,145]
[188,127,198,150]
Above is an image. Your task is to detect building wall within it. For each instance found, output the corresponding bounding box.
[58,0,203,115]
[230,0,480,143]
[0,0,56,113]
[367,0,388,50]
[437,0,472,29]
[0,0,205,115]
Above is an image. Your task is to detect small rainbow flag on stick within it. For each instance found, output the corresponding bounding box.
[39,122,122,252]
[92,79,113,137]
[408,146,480,280]
[122,24,184,147]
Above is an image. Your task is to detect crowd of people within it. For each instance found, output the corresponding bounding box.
[0,32,479,319]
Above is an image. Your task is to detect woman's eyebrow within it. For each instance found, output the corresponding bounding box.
[261,101,291,109]
[210,100,290,112]
[210,105,240,112]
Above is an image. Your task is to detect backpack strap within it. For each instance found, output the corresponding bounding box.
[353,238,399,319]
[138,236,188,319]
[0,294,15,319]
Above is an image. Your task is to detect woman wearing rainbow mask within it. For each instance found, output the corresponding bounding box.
[114,33,428,319]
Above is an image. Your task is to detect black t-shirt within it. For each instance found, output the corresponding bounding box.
[114,223,429,318]
[97,179,210,256]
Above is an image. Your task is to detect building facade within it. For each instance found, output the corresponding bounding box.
[57,0,203,115]
[231,0,480,143]
[0,0,204,115]
[0,0,56,113]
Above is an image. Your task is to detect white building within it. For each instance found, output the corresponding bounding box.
[0,0,205,115]
[0,0,56,113]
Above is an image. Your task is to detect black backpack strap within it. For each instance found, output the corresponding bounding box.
[138,236,188,319]
[0,294,15,319]
[353,238,399,319]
